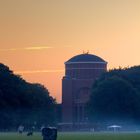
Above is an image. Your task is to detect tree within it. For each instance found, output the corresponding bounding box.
[88,76,140,125]
[0,63,56,130]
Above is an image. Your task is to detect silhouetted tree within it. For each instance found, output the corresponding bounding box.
[88,66,140,125]
[0,63,56,130]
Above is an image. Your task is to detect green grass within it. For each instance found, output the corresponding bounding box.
[1,132,140,140]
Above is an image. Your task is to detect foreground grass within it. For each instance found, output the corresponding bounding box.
[1,132,140,140]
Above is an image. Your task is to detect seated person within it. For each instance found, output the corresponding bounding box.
[42,127,57,140]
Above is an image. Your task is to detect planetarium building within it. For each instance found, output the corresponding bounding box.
[61,53,107,130]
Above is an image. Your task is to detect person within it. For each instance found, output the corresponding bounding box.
[27,126,35,136]
[42,127,57,140]
[90,128,94,132]
[18,125,24,134]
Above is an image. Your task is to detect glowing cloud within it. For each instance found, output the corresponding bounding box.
[25,46,53,50]
[15,69,64,74]
[0,46,52,51]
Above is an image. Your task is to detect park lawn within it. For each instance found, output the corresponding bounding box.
[1,132,140,140]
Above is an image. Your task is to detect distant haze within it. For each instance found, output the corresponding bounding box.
[0,0,140,102]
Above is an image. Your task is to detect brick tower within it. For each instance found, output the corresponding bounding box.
[61,53,107,129]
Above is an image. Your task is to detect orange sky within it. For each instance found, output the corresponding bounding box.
[0,0,140,102]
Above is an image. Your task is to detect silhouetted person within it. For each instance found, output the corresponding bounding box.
[27,126,35,136]
[42,127,57,140]
[18,125,24,134]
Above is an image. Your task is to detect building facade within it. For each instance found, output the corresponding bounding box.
[61,53,107,129]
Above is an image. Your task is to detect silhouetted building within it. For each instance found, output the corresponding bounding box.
[61,53,107,130]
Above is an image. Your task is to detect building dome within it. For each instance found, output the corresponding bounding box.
[65,53,106,64]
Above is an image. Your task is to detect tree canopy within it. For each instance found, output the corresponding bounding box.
[0,63,56,130]
[88,66,140,125]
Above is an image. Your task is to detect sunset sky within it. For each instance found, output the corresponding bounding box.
[0,0,140,102]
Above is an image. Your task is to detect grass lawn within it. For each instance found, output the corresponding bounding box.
[1,132,140,140]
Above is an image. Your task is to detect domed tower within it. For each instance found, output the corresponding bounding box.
[62,53,107,128]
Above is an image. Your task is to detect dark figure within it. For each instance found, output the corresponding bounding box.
[27,131,33,136]
[18,125,24,134]
[27,126,35,136]
[42,127,57,140]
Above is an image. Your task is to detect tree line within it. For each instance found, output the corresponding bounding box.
[0,63,56,130]
[88,66,140,126]
[1,62,140,130]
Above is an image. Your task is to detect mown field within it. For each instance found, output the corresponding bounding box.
[1,132,140,140]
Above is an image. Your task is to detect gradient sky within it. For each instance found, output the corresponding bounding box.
[0,0,140,102]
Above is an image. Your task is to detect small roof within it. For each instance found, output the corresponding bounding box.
[107,125,122,128]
